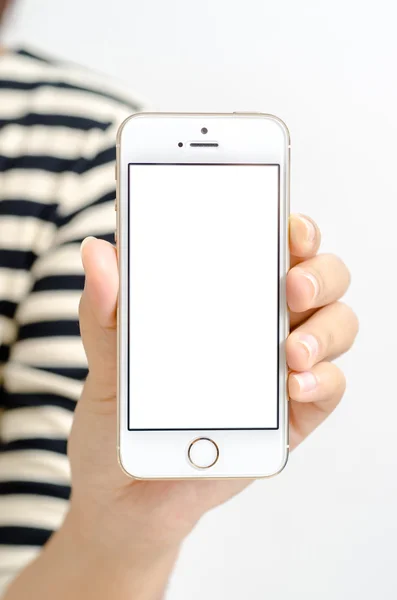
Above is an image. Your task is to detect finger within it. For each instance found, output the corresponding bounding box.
[286,301,359,371]
[289,214,321,267]
[80,236,118,330]
[287,253,351,314]
[69,237,122,491]
[79,237,119,396]
[288,362,346,449]
[288,361,346,403]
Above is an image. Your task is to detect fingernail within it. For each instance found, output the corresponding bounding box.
[296,333,319,362]
[296,269,319,301]
[80,236,96,254]
[297,214,316,243]
[292,371,318,393]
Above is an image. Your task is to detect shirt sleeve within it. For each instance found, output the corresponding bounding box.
[0,119,121,594]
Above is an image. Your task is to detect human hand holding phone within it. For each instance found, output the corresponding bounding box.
[76,215,357,593]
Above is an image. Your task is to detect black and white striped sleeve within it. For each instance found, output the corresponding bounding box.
[0,119,123,594]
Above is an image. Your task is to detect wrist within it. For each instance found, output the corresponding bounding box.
[65,502,180,569]
[6,510,179,600]
[61,508,179,596]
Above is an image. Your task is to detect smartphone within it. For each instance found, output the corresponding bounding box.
[116,112,290,479]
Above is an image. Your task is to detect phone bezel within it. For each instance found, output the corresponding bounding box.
[117,112,290,479]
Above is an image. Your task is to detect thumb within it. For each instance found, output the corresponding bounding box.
[69,237,125,491]
[79,236,118,400]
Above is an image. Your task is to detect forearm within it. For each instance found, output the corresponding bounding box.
[4,512,179,600]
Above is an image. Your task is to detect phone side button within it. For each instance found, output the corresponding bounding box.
[188,438,219,470]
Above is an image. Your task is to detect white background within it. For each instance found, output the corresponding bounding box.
[3,1,397,598]
[129,165,278,429]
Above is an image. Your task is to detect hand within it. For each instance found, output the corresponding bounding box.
[69,214,358,567]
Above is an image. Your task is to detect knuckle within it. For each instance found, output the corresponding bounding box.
[344,263,352,287]
[316,254,351,298]
[336,256,352,289]
[337,366,347,394]
[320,302,358,356]
[333,255,351,288]
[336,301,359,338]
[335,368,347,403]
[327,363,346,404]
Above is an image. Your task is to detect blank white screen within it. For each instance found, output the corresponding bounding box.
[128,164,279,429]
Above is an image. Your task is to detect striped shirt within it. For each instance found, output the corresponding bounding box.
[0,48,139,593]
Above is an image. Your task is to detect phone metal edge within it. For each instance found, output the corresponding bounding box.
[116,112,290,481]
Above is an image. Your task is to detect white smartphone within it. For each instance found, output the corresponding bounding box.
[116,112,290,479]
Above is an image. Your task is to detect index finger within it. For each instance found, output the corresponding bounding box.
[289,214,321,267]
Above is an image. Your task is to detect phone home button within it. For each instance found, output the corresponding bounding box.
[188,438,219,470]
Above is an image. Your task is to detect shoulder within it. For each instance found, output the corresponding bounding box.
[0,47,144,132]
[0,48,145,218]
